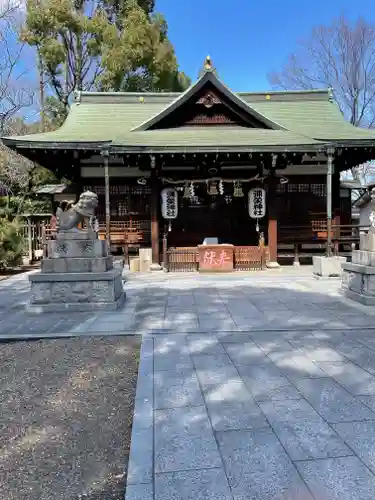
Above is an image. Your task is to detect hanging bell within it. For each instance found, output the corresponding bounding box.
[183,183,190,199]
[233,181,244,197]
[207,181,218,196]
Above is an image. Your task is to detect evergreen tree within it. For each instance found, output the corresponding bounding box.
[21,0,190,123]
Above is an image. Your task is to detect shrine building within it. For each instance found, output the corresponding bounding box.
[3,56,375,271]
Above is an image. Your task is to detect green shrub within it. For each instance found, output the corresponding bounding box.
[0,218,25,268]
[0,196,50,216]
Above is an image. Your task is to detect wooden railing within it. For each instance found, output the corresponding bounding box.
[166,247,199,272]
[279,223,366,242]
[278,223,370,262]
[234,246,267,271]
[166,246,267,272]
[97,220,150,248]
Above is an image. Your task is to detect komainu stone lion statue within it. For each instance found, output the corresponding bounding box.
[56,191,99,232]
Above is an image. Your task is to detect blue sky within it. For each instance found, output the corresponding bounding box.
[155,0,375,92]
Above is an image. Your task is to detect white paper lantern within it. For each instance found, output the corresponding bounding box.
[161,188,178,219]
[248,187,266,218]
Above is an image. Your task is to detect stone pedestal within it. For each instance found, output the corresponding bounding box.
[313,256,346,278]
[27,230,125,313]
[342,248,375,305]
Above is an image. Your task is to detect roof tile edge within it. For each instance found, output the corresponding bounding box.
[78,88,331,104]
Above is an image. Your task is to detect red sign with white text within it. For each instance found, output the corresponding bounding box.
[198,245,234,272]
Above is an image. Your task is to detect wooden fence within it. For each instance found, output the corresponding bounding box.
[20,220,53,261]
[234,246,267,271]
[166,246,267,272]
[166,247,199,272]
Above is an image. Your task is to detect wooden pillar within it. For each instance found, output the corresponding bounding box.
[102,149,111,249]
[326,147,335,257]
[150,160,162,270]
[332,170,341,214]
[162,224,168,271]
[267,169,279,267]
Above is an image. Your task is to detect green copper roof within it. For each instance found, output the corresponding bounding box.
[3,65,375,151]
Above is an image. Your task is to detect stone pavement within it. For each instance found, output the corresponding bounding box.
[1,268,375,337]
[4,269,375,499]
[127,328,375,500]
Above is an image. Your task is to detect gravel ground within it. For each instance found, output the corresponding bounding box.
[0,335,140,500]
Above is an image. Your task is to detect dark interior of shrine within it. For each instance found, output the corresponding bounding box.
[167,184,264,247]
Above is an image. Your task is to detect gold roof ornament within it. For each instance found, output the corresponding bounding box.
[199,55,218,78]
[204,55,213,71]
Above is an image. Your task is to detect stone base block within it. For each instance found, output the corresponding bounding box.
[360,232,375,252]
[48,238,108,259]
[344,289,375,306]
[342,261,375,305]
[56,230,97,241]
[29,269,124,309]
[352,250,375,266]
[41,256,113,274]
[27,292,126,313]
[313,256,346,278]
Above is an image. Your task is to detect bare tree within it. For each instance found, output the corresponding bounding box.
[0,119,36,193]
[0,0,35,193]
[268,16,375,129]
[0,0,33,134]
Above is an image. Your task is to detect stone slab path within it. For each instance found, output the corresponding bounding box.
[1,268,375,337]
[3,269,375,499]
[127,329,375,500]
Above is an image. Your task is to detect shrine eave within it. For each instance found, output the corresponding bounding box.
[4,141,375,154]
[1,139,112,151]
[5,141,326,155]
